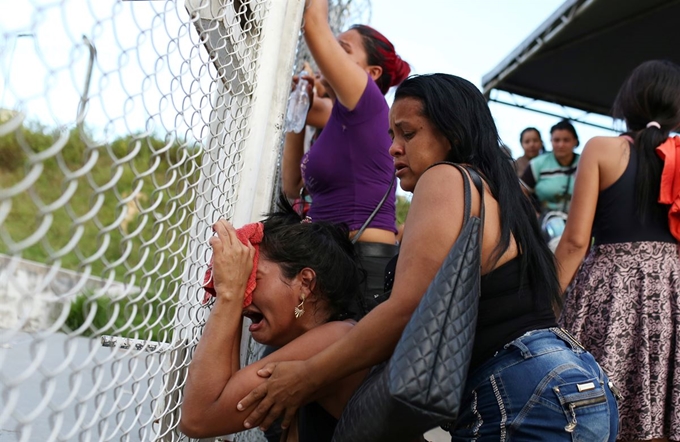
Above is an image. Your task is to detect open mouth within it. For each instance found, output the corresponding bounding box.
[243,311,264,324]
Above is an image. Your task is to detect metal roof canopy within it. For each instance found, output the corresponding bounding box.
[482,0,680,118]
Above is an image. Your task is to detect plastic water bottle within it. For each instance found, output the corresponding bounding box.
[285,70,310,133]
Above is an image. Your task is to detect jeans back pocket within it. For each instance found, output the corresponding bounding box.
[552,377,611,441]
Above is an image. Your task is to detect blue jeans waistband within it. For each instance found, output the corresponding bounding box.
[504,327,585,355]
[467,328,588,388]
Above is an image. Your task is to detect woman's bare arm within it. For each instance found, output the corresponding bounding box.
[554,138,602,294]
[180,220,253,436]
[302,0,369,110]
[280,74,331,199]
[180,312,359,438]
[306,94,332,129]
[281,130,306,199]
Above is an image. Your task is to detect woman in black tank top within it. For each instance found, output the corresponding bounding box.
[556,60,680,442]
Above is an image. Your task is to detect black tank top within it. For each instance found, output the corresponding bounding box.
[297,402,337,442]
[475,257,556,369]
[592,144,675,245]
[384,254,556,372]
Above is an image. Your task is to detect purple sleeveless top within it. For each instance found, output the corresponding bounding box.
[300,75,397,233]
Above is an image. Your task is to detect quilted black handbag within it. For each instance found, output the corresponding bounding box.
[332,163,484,442]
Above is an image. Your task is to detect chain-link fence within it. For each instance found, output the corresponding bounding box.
[0,0,370,441]
[295,0,372,70]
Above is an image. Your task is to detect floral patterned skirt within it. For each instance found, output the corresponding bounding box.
[559,241,680,441]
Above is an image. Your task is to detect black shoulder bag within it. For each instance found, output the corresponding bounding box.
[332,163,485,442]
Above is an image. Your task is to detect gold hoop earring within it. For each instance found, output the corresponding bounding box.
[294,298,305,319]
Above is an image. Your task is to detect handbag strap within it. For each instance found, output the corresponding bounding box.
[464,166,486,229]
[351,173,396,244]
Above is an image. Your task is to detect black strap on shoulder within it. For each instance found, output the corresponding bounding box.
[465,166,486,228]
[351,173,396,244]
[464,166,484,249]
[452,164,473,222]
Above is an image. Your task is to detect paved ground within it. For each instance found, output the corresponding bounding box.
[425,427,450,442]
[0,331,163,441]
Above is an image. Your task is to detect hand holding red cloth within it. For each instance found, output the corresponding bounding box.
[203,222,264,307]
[656,136,680,241]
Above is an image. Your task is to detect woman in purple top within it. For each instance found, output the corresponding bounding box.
[282,0,410,317]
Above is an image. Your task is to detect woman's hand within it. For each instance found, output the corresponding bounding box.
[209,220,255,302]
[237,360,318,430]
[291,71,316,107]
[303,0,328,29]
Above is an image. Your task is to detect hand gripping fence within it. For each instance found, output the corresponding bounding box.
[0,1,370,441]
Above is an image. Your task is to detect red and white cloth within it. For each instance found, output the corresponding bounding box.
[202,222,264,307]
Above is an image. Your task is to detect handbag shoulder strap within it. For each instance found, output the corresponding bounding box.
[463,166,484,249]
[464,166,485,229]
[351,173,396,244]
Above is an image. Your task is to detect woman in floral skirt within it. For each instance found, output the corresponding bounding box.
[556,60,680,442]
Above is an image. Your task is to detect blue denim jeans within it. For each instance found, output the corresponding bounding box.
[449,328,619,441]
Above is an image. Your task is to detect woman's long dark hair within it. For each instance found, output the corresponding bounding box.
[612,60,680,222]
[394,73,561,307]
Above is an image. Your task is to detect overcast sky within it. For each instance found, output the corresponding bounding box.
[368,0,618,158]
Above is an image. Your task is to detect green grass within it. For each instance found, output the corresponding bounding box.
[62,291,173,343]
[0,122,202,342]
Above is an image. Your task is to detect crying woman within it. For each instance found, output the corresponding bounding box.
[180,197,368,442]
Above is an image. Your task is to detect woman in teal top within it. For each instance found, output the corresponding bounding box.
[521,119,580,213]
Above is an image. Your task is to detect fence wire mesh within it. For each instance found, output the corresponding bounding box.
[0,0,370,441]
[296,0,372,69]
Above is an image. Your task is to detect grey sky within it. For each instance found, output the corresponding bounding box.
[369,0,618,158]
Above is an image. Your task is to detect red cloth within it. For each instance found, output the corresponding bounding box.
[656,136,680,241]
[202,222,264,307]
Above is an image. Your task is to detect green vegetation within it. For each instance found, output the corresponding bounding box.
[63,290,175,343]
[396,194,411,226]
[0,122,202,342]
